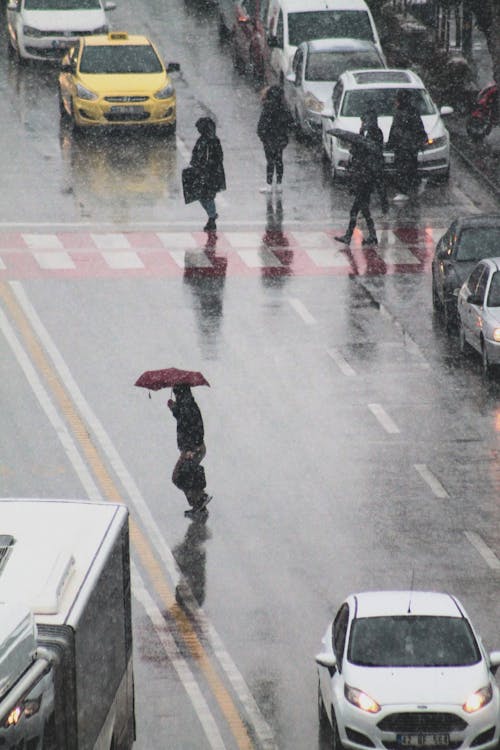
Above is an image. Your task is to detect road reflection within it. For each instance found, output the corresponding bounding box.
[59,125,177,221]
[260,196,294,288]
[183,232,227,359]
[173,515,211,608]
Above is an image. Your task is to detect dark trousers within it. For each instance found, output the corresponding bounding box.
[172,442,206,506]
[263,144,284,185]
[346,190,376,239]
[394,151,419,195]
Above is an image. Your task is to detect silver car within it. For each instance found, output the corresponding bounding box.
[285,37,386,138]
[457,257,500,374]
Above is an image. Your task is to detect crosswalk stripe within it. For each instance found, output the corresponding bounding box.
[157,232,199,248]
[305,248,351,268]
[225,232,263,248]
[102,252,143,269]
[24,234,63,250]
[34,252,75,270]
[237,249,281,268]
[91,233,131,249]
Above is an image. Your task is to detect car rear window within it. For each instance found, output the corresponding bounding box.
[456,227,500,262]
[306,49,383,82]
[348,616,481,667]
[79,45,163,74]
[288,10,374,48]
[25,0,101,8]
[341,88,435,117]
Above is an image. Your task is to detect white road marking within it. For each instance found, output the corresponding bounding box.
[91,232,131,249]
[9,280,278,750]
[305,248,351,268]
[414,464,449,498]
[23,233,63,249]
[368,403,400,434]
[0,258,5,269]
[157,232,198,248]
[238,248,281,267]
[34,252,75,270]
[102,251,144,269]
[464,531,500,570]
[183,249,215,268]
[225,232,263,248]
[132,567,228,750]
[327,347,356,376]
[288,297,316,325]
[290,231,330,247]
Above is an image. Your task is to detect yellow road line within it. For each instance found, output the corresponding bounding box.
[0,280,254,750]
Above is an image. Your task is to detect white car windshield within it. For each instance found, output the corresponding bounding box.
[341,88,436,117]
[79,45,163,74]
[306,50,383,82]
[25,0,101,8]
[348,616,481,667]
[288,11,374,48]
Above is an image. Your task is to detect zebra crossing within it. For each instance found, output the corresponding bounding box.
[0,227,444,278]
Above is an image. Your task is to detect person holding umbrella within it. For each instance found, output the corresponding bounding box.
[168,384,211,516]
[334,110,380,247]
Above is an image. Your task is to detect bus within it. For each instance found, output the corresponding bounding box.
[0,498,135,749]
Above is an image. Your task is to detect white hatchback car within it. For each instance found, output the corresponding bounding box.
[321,69,453,181]
[6,0,116,62]
[316,591,500,750]
[457,257,500,374]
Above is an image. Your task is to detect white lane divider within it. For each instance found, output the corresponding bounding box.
[464,531,500,570]
[327,347,356,376]
[368,403,400,434]
[414,464,449,499]
[288,297,316,325]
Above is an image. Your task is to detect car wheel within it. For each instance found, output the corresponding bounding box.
[443,300,456,330]
[59,92,68,119]
[318,681,328,728]
[331,709,343,750]
[459,322,468,354]
[433,168,450,184]
[432,279,443,312]
[481,339,491,376]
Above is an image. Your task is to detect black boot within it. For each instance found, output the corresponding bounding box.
[334,234,352,245]
[362,234,378,245]
[204,217,217,232]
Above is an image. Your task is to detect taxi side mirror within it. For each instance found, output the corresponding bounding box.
[167,62,180,72]
[61,62,73,73]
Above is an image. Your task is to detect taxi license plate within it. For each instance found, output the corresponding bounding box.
[397,734,449,747]
[110,106,143,115]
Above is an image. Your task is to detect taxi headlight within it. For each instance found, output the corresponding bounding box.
[463,684,492,713]
[76,83,98,101]
[23,25,43,37]
[155,83,175,100]
[345,684,381,713]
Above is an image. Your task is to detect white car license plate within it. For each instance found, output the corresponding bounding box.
[397,734,449,747]
[110,106,143,115]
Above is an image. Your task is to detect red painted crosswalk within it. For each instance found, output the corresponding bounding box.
[0,227,443,279]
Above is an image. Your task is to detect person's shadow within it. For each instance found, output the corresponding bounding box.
[173,516,212,609]
[183,232,228,358]
[260,196,294,288]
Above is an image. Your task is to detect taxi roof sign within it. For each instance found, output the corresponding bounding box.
[108,31,128,40]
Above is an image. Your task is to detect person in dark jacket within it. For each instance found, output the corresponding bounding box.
[168,385,211,515]
[257,85,293,194]
[387,89,428,202]
[190,117,226,232]
[360,109,388,214]
[334,111,380,246]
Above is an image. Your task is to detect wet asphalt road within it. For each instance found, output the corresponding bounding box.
[1,1,500,748]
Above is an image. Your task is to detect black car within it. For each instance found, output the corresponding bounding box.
[432,214,500,327]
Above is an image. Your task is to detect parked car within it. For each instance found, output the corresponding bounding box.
[457,258,500,374]
[6,0,116,63]
[322,68,453,182]
[285,38,386,138]
[432,215,500,328]
[316,590,500,750]
[264,0,381,85]
[230,0,271,80]
[58,31,179,132]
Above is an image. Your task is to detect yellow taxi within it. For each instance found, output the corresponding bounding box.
[58,31,179,132]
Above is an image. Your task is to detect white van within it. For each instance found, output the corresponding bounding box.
[265,0,382,83]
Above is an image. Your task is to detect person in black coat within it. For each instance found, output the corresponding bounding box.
[387,89,428,201]
[257,85,293,194]
[360,108,388,214]
[334,110,380,246]
[168,385,211,514]
[190,117,226,232]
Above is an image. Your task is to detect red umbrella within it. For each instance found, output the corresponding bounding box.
[135,368,210,391]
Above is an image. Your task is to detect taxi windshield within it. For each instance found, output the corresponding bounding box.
[79,44,163,74]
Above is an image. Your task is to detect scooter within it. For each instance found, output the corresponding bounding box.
[466,82,499,140]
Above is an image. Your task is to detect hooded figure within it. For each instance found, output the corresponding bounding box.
[190,117,226,232]
[387,89,428,201]
[257,85,293,194]
[360,108,388,213]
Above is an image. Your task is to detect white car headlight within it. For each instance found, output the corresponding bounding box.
[463,684,492,713]
[23,25,43,37]
[304,93,324,112]
[155,83,175,100]
[76,83,98,101]
[493,328,500,343]
[345,684,381,713]
[425,135,448,149]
